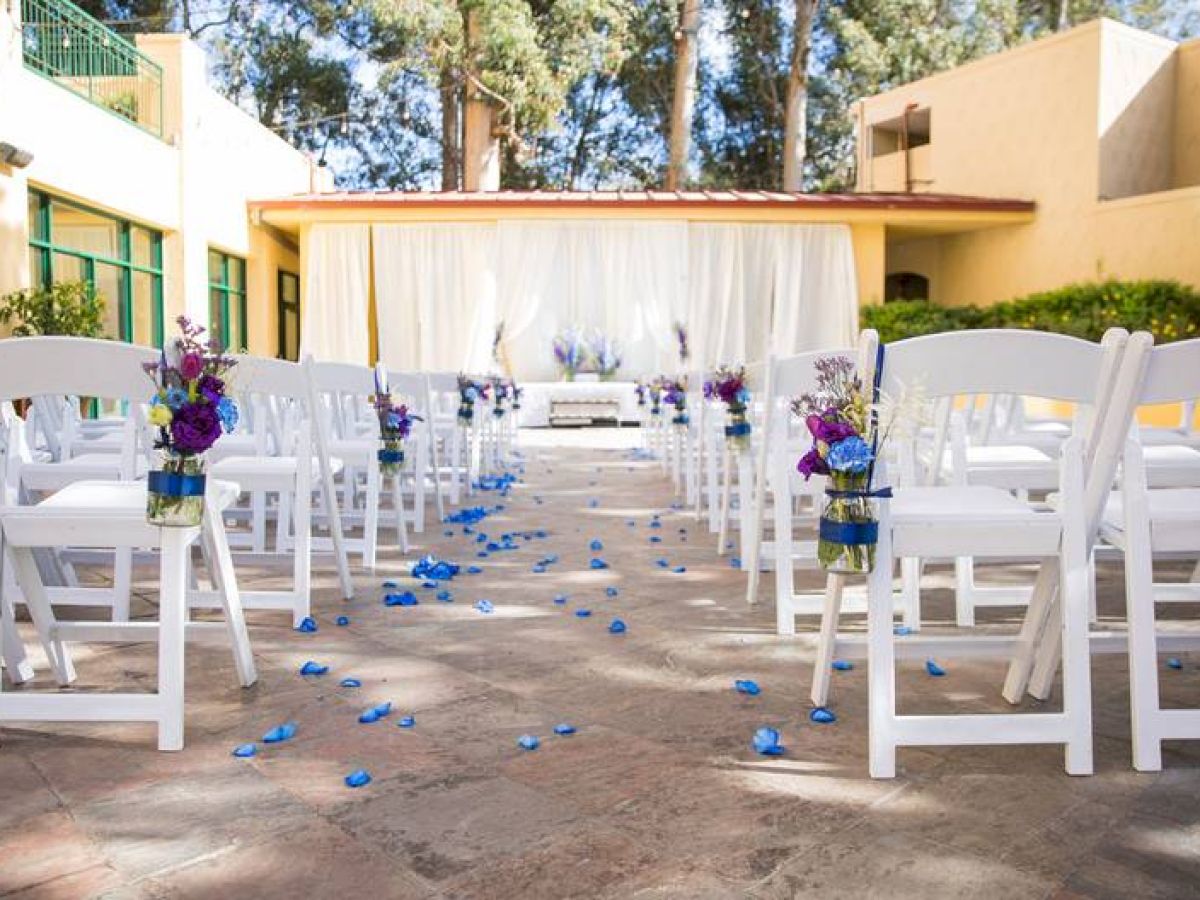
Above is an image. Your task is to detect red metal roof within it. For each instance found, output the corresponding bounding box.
[250,189,1034,213]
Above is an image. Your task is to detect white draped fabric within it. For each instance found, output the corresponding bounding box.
[319,219,857,375]
[301,224,371,363]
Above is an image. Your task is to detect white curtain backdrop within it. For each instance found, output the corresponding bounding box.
[373,223,496,373]
[301,223,371,363]
[314,219,857,375]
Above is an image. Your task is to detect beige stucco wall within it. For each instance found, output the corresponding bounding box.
[1173,39,1200,189]
[0,3,315,355]
[868,20,1200,305]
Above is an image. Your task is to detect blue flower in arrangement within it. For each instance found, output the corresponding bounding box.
[232,743,257,758]
[809,707,837,724]
[752,727,784,756]
[263,722,297,743]
[164,386,188,409]
[735,679,761,696]
[827,435,874,475]
[299,661,328,676]
[216,396,239,432]
[518,734,540,751]
[345,770,372,788]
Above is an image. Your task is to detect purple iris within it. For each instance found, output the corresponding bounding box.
[171,402,222,454]
[806,412,857,445]
[796,447,829,479]
[198,374,224,403]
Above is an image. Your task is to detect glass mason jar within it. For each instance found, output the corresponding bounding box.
[672,401,689,427]
[146,452,206,527]
[378,439,405,477]
[817,471,878,574]
[724,404,752,453]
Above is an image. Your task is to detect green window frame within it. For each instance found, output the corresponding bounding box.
[27,188,164,347]
[208,249,248,352]
[277,269,300,361]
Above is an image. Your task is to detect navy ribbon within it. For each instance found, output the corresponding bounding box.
[148,470,206,497]
[725,422,752,437]
[378,449,405,464]
[672,414,690,426]
[819,518,879,546]
[825,485,893,500]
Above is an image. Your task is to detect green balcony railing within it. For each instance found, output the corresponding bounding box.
[20,0,164,138]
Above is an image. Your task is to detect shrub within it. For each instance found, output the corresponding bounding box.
[0,281,107,338]
[863,280,1200,345]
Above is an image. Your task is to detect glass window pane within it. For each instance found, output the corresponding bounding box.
[229,257,245,292]
[132,271,157,347]
[209,287,226,345]
[27,192,46,241]
[208,250,224,284]
[280,271,299,304]
[50,201,118,260]
[93,262,126,342]
[52,251,85,285]
[28,247,46,287]
[131,227,155,268]
[282,307,299,361]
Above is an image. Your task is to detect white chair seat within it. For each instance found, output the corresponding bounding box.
[1140,445,1200,487]
[1100,487,1200,533]
[961,445,1055,468]
[34,478,239,514]
[210,455,341,490]
[20,453,148,492]
[892,485,1044,522]
[327,438,376,466]
[1140,427,1200,448]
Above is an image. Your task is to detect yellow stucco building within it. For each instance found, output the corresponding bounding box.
[858,17,1200,306]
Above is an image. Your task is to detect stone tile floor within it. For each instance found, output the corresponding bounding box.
[1,439,1198,898]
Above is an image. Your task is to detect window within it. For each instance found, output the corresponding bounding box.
[277,269,300,361]
[885,272,930,303]
[870,107,931,157]
[208,249,248,351]
[27,189,163,346]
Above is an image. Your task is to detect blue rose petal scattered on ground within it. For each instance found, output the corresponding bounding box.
[532,564,546,573]
[605,587,619,597]
[553,723,577,735]
[359,702,392,724]
[263,722,297,743]
[649,536,662,544]
[397,716,415,728]
[730,557,742,569]
[832,660,854,671]
[437,590,453,602]
[384,591,419,607]
[894,625,913,636]
[554,594,568,605]
[1167,657,1183,669]
[655,558,670,568]
[650,521,662,529]
[590,539,604,552]
[590,558,609,570]
[925,659,947,677]
[477,551,489,559]
[475,600,495,614]
[336,615,350,626]
[752,727,784,756]
[735,679,761,696]
[518,734,540,750]
[294,616,318,633]
[468,566,483,574]
[810,707,837,724]
[672,566,687,574]
[232,743,256,758]
[299,661,329,676]
[339,677,362,688]
[575,609,592,618]
[345,769,371,788]
[588,499,599,508]
[608,618,627,634]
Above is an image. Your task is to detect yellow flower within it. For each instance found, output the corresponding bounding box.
[148,404,173,427]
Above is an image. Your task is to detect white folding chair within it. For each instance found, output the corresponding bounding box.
[0,337,256,750]
[863,328,1146,778]
[387,369,441,524]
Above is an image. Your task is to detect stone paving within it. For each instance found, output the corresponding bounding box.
[1,438,1198,898]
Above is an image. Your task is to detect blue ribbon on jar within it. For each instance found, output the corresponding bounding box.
[725,422,752,437]
[378,448,405,464]
[818,485,893,546]
[672,414,690,426]
[147,471,207,498]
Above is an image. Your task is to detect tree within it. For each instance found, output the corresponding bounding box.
[782,0,818,190]
[667,0,700,188]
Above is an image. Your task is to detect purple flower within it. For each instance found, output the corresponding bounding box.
[171,402,221,454]
[179,352,204,381]
[198,374,224,402]
[797,447,829,479]
[806,412,857,445]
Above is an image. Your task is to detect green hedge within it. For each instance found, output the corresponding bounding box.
[862,280,1200,345]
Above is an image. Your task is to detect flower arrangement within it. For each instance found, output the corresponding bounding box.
[710,364,752,452]
[660,376,688,427]
[457,374,486,426]
[491,376,511,417]
[589,332,622,381]
[143,316,238,526]
[648,379,663,415]
[372,388,417,477]
[634,380,647,407]
[552,328,588,381]
[512,383,523,411]
[791,355,905,574]
[673,321,689,364]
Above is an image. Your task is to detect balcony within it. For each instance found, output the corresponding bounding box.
[20,0,163,138]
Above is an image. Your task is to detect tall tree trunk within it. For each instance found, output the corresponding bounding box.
[782,0,818,192]
[440,70,461,191]
[1056,0,1070,31]
[462,9,501,191]
[666,0,700,190]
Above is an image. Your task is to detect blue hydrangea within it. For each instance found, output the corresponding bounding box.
[216,396,239,433]
[165,387,188,409]
[827,435,874,475]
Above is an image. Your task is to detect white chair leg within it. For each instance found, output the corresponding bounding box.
[1001,561,1059,704]
[1058,486,1094,776]
[157,529,189,752]
[293,463,313,625]
[900,557,921,631]
[362,462,380,569]
[111,547,133,623]
[810,574,845,707]
[413,445,427,533]
[868,512,898,779]
[1125,522,1163,772]
[0,557,35,684]
[954,556,976,627]
[251,490,267,553]
[201,507,257,688]
[716,448,733,555]
[392,474,409,555]
[736,454,753,560]
[10,546,74,685]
